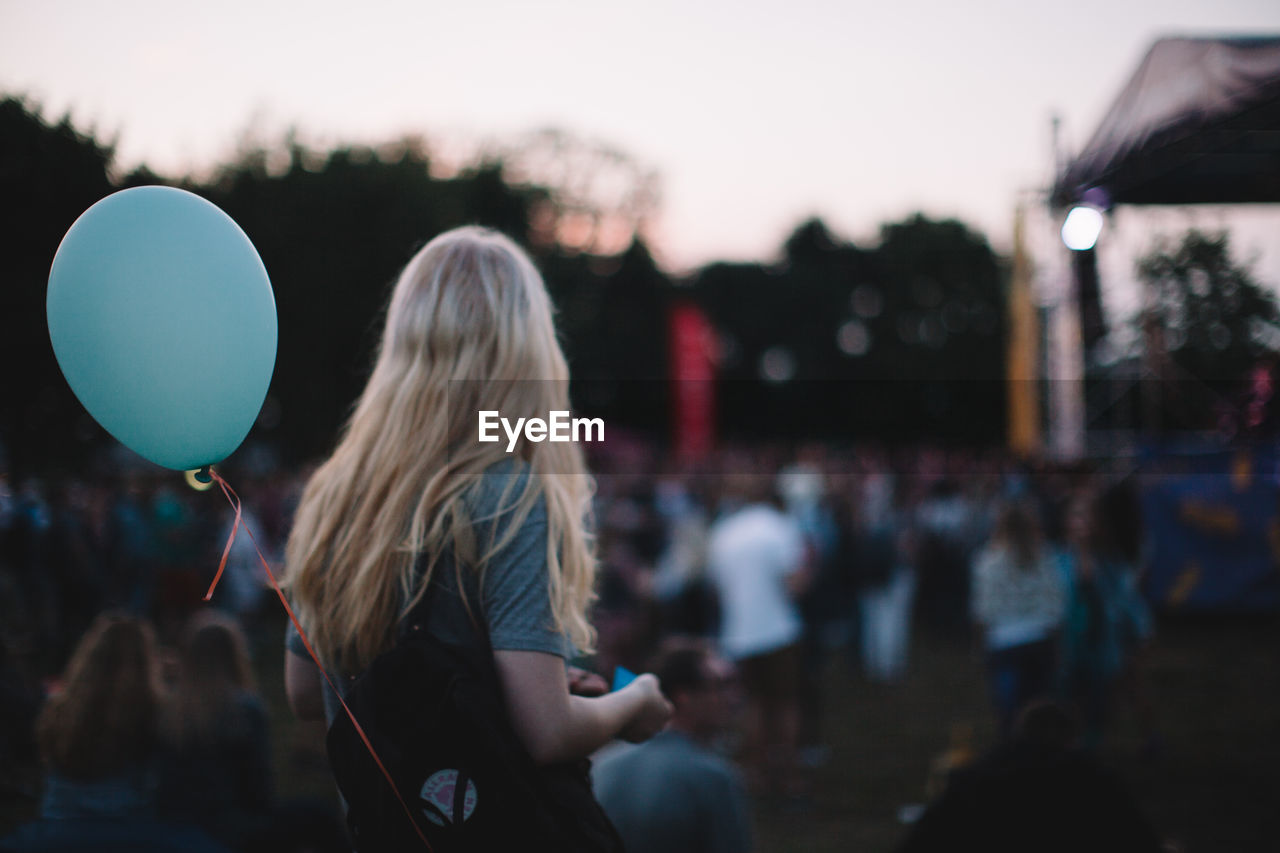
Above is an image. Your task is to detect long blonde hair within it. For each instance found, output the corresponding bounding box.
[283,226,596,673]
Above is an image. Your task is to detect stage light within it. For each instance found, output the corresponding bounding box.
[1061,205,1104,251]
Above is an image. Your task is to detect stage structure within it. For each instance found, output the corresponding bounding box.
[1045,37,1280,609]
[1043,35,1280,459]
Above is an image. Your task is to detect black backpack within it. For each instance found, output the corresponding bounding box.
[325,588,625,853]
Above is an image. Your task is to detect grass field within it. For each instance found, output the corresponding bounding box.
[749,617,1280,853]
[256,613,1279,853]
[5,613,1276,851]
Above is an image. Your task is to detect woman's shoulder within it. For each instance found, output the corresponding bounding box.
[468,458,544,523]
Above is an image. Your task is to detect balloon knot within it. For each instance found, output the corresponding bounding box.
[194,465,213,484]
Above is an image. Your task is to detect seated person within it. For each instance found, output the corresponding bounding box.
[158,611,274,850]
[2,612,229,853]
[593,638,752,853]
[37,613,164,821]
[896,700,1166,853]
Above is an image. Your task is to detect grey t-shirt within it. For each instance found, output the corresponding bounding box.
[286,459,572,724]
[592,730,752,853]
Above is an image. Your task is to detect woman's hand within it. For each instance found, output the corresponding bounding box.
[617,673,673,743]
[493,651,672,762]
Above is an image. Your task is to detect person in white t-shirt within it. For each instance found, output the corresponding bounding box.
[971,499,1067,737]
[706,476,811,798]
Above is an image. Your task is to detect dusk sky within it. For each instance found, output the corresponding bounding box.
[3,0,1279,295]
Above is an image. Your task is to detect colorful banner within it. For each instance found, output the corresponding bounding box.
[1006,203,1041,456]
[668,301,716,460]
[1141,446,1280,611]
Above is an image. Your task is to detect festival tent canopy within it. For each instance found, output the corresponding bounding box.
[1047,36,1280,612]
[1052,36,1280,208]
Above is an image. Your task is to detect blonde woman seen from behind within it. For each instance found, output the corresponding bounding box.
[281,227,670,770]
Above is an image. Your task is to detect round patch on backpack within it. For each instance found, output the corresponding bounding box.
[420,769,478,826]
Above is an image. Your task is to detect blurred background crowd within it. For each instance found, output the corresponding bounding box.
[0,439,1229,851]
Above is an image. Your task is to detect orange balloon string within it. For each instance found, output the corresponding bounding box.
[202,466,432,851]
[202,475,241,602]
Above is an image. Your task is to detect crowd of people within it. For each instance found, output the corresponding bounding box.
[0,433,1165,851]
[589,440,1164,849]
[588,440,1157,776]
[0,462,335,852]
[0,463,301,668]
[0,434,1166,851]
[0,605,346,852]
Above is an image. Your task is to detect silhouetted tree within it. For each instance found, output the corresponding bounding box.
[493,128,660,255]
[690,214,1005,444]
[1,99,1012,470]
[0,97,115,476]
[871,214,1006,441]
[1136,229,1280,433]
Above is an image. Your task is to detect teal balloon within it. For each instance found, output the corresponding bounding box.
[47,186,277,471]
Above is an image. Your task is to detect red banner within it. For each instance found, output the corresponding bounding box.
[668,302,716,459]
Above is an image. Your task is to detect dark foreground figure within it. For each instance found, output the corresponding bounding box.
[897,701,1166,853]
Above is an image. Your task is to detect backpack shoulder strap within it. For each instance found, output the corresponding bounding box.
[398,556,495,660]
